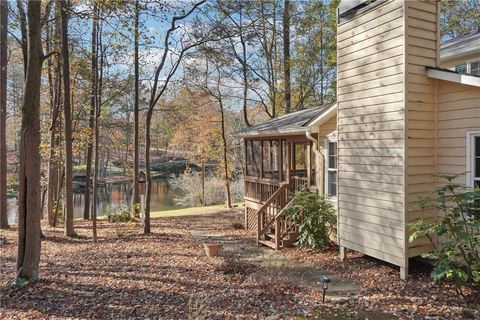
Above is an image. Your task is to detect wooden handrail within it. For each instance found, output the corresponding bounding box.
[256,185,306,250]
[244,175,283,186]
[259,197,293,236]
[291,175,308,181]
[256,183,288,243]
[255,183,288,217]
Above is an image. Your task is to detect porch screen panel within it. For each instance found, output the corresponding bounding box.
[246,140,261,177]
[262,140,280,179]
[293,143,307,177]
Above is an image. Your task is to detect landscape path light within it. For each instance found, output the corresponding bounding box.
[322,276,331,303]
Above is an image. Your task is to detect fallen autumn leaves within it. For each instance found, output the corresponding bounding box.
[0,209,478,319]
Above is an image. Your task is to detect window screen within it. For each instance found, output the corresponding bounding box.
[470,61,480,76]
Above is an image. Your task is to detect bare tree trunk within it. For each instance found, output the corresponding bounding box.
[202,161,205,206]
[133,0,140,217]
[46,9,62,227]
[17,0,43,282]
[53,167,64,227]
[283,0,291,114]
[92,91,99,242]
[0,0,8,229]
[218,97,232,209]
[144,109,152,234]
[239,7,250,127]
[15,0,28,77]
[143,0,206,234]
[84,5,98,220]
[60,0,76,237]
[92,17,104,242]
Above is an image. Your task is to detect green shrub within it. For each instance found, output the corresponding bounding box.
[108,205,135,223]
[409,175,480,284]
[108,205,138,238]
[285,191,336,248]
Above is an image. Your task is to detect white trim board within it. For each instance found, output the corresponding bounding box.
[426,68,480,87]
[466,131,480,188]
[308,103,337,128]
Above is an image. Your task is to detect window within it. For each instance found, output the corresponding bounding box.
[455,63,467,74]
[470,61,480,76]
[455,61,480,76]
[467,132,480,188]
[325,140,337,198]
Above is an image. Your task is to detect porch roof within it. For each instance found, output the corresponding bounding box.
[235,102,336,138]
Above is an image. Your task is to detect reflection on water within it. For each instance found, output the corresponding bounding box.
[7,179,178,224]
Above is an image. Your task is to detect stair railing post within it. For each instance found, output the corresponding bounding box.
[275,217,280,250]
[257,210,261,244]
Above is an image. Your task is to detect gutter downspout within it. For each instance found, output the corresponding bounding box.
[306,129,324,195]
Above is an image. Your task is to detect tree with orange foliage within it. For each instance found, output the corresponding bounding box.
[171,89,230,207]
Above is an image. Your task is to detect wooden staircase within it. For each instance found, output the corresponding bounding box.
[256,183,300,250]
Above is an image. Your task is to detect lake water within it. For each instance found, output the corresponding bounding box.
[7,179,177,224]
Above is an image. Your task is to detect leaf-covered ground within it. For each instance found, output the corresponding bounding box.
[0,210,478,319]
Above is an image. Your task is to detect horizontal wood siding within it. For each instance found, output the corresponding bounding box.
[437,81,480,185]
[337,0,405,268]
[405,0,439,256]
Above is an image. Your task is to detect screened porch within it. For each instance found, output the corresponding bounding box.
[243,135,318,205]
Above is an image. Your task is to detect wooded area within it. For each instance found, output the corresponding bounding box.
[1,0,345,280]
[0,0,479,318]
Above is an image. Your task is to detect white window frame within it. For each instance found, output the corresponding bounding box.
[466,131,480,188]
[324,138,338,200]
[470,60,480,76]
[455,59,480,76]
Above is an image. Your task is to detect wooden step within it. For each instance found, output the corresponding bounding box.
[258,239,277,250]
[281,232,299,247]
[265,233,275,240]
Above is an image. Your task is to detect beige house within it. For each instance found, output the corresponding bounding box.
[236,0,480,279]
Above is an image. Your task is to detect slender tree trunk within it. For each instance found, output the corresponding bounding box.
[92,19,104,242]
[60,0,76,237]
[17,0,43,282]
[283,0,291,114]
[84,5,98,220]
[92,90,99,243]
[142,0,206,233]
[144,110,152,234]
[133,0,140,217]
[15,0,28,77]
[52,114,64,228]
[0,0,8,229]
[201,161,205,206]
[320,30,324,105]
[46,11,62,227]
[218,98,232,209]
[235,6,250,127]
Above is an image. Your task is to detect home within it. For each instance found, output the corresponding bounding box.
[235,0,480,279]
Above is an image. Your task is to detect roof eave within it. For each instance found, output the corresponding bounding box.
[426,68,480,87]
[307,103,337,128]
[233,128,308,139]
[440,47,480,62]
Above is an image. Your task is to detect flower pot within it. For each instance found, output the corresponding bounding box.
[203,243,223,257]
